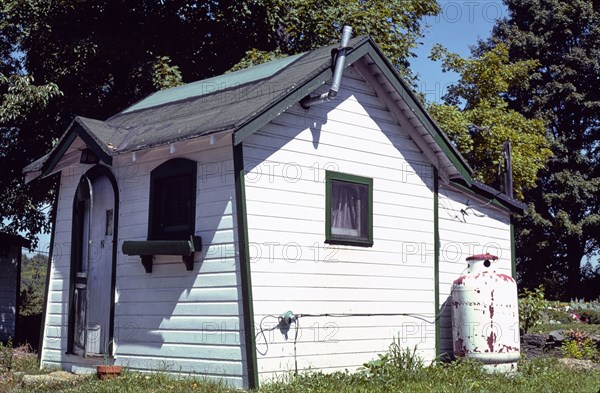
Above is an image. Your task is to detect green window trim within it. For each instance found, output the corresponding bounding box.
[325,171,373,247]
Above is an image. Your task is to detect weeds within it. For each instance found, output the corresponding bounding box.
[0,340,40,392]
[0,340,15,372]
[359,335,423,379]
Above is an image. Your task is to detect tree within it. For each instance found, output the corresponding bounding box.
[482,0,600,299]
[428,43,551,200]
[0,1,272,244]
[0,0,439,243]
[19,253,48,316]
[254,0,440,81]
[0,72,61,245]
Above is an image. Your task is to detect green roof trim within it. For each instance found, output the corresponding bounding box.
[233,38,372,146]
[231,38,474,185]
[363,43,473,183]
[31,34,509,211]
[122,53,305,114]
[448,179,526,214]
[233,64,333,145]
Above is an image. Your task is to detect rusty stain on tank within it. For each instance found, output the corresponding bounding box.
[497,273,514,282]
[487,331,496,352]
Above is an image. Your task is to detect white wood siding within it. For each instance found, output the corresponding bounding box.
[437,183,512,356]
[0,245,19,341]
[40,151,87,368]
[244,66,437,383]
[41,134,247,388]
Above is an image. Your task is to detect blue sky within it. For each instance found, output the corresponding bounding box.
[411,0,508,103]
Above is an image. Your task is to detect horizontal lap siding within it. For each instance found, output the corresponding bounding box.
[113,137,244,387]
[437,183,512,356]
[244,66,436,383]
[41,162,86,366]
[41,135,245,388]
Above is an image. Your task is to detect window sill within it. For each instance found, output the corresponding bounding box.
[122,235,202,273]
[325,238,373,247]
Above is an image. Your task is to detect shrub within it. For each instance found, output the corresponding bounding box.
[562,338,597,360]
[519,286,550,333]
[561,329,598,361]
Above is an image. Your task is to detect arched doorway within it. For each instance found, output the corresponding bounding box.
[68,166,118,357]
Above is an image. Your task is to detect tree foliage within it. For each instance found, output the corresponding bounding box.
[19,253,48,316]
[0,72,61,244]
[483,0,600,299]
[0,75,60,123]
[428,43,551,199]
[0,0,439,243]
[252,0,440,80]
[152,56,184,91]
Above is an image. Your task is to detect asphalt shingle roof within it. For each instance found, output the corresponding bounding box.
[22,34,526,213]
[101,36,367,152]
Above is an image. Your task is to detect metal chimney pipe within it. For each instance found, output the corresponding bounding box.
[300,26,353,108]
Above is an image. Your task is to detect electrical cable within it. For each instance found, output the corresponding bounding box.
[296,312,437,325]
[293,316,299,376]
[257,264,470,367]
[255,298,455,356]
[255,314,280,356]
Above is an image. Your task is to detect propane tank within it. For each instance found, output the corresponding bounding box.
[451,254,520,372]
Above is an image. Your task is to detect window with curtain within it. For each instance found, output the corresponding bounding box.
[326,171,373,246]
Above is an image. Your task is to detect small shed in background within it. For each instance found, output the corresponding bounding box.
[0,232,30,343]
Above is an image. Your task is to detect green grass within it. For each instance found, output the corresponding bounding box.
[3,323,599,392]
[261,358,600,393]
[2,356,599,393]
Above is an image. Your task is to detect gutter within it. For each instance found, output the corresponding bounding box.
[300,26,353,108]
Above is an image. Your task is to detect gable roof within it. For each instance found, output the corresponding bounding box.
[123,53,306,114]
[23,36,525,213]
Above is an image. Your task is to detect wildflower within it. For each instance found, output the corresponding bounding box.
[570,313,581,321]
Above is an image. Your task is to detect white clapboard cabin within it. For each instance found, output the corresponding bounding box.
[0,233,30,343]
[24,34,525,389]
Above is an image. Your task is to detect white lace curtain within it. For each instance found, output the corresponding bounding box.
[331,181,367,238]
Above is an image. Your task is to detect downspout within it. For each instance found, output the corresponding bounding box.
[300,26,353,108]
